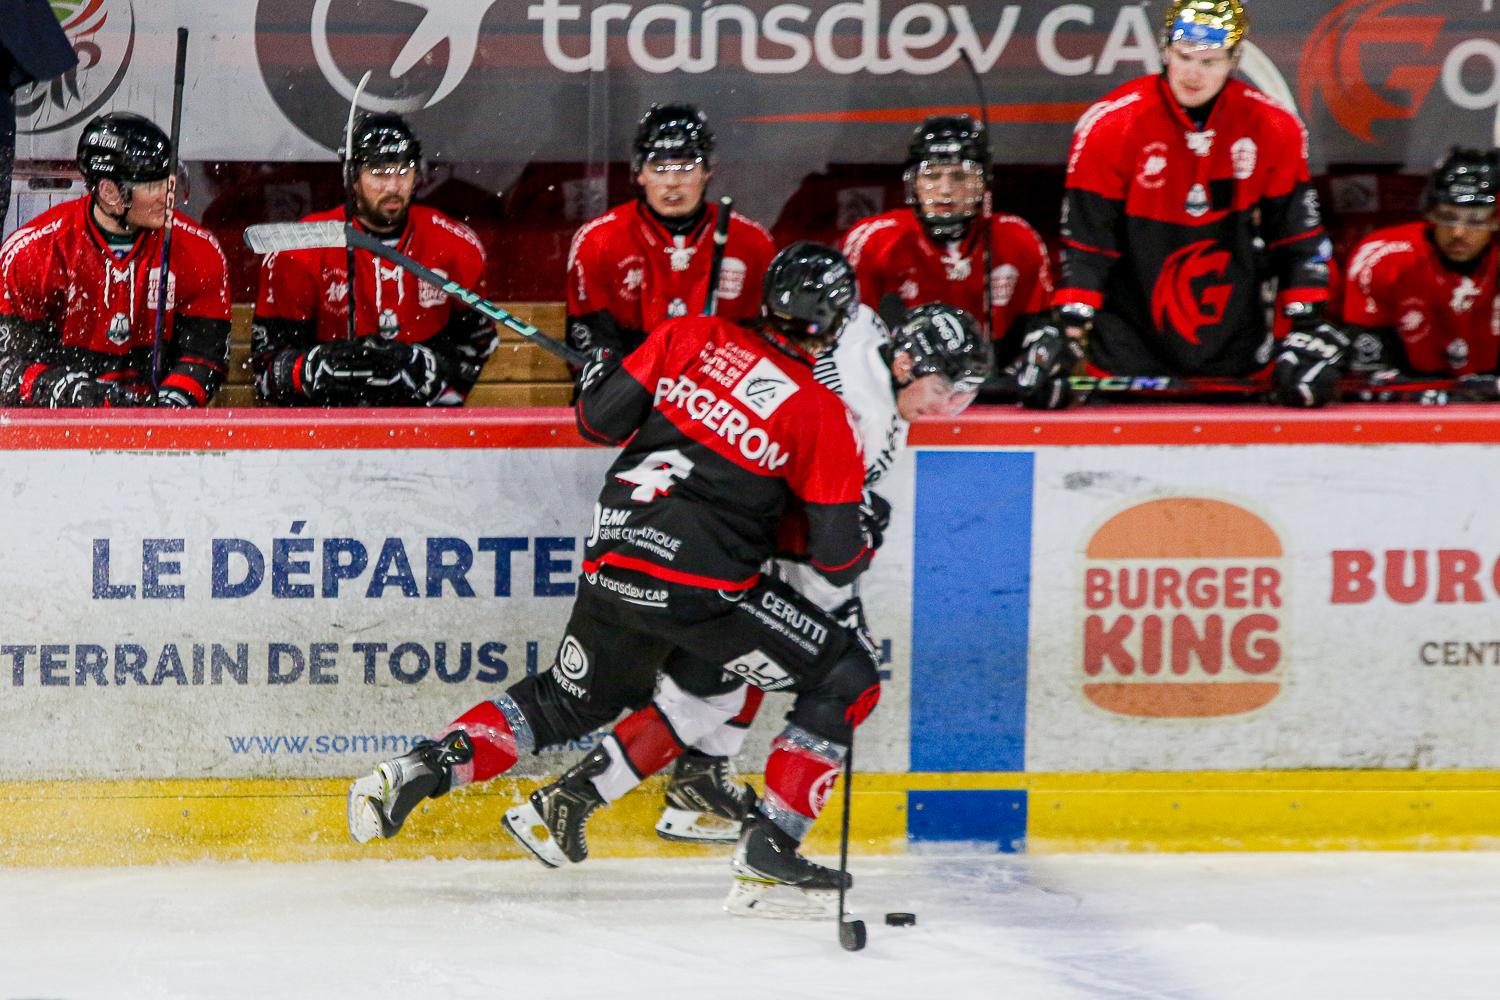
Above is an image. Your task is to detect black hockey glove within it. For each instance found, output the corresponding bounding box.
[830,595,878,662]
[36,371,144,408]
[1272,314,1351,408]
[577,347,620,396]
[360,339,450,406]
[859,490,892,551]
[1012,318,1083,410]
[150,385,198,408]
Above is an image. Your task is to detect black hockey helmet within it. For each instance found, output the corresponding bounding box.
[760,242,857,349]
[76,112,172,194]
[632,103,714,173]
[347,113,422,168]
[889,304,992,393]
[904,114,991,174]
[1424,147,1500,211]
[904,115,990,241]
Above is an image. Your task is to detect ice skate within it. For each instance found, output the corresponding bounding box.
[502,744,610,868]
[725,808,851,919]
[346,731,472,844]
[655,750,757,843]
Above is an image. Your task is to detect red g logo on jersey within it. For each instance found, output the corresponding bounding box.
[1151,241,1232,345]
[1298,0,1444,144]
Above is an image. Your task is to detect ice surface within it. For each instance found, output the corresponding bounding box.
[2,851,1497,999]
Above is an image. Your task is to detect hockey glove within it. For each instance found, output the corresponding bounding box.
[859,490,892,551]
[1272,318,1351,408]
[578,347,619,396]
[150,385,198,408]
[295,340,401,405]
[37,371,144,408]
[360,339,450,406]
[1013,319,1082,411]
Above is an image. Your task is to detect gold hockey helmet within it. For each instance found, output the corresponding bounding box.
[1162,0,1249,51]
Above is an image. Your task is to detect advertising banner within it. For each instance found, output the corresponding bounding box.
[0,441,915,781]
[1024,444,1500,772]
[13,1,1500,172]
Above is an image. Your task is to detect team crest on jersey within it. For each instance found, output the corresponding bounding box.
[418,268,448,308]
[378,309,400,338]
[105,311,131,346]
[940,248,971,282]
[1185,130,1215,157]
[1232,138,1258,180]
[1185,184,1210,218]
[731,357,799,417]
[1451,277,1481,314]
[717,257,747,300]
[1136,142,1170,190]
[667,298,688,318]
[1447,338,1470,369]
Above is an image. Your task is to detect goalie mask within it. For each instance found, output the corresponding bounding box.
[760,242,857,351]
[904,115,990,243]
[1161,0,1249,51]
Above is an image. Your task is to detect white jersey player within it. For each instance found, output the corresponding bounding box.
[501,302,990,914]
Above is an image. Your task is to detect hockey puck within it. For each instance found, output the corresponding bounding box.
[884,912,917,927]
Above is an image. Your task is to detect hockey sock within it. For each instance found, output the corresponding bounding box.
[694,686,764,758]
[608,705,686,800]
[439,697,525,788]
[760,725,847,842]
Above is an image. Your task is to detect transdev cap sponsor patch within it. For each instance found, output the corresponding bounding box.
[1079,497,1285,718]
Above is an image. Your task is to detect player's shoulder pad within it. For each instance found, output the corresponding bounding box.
[170,213,226,255]
[416,206,486,257]
[728,210,774,245]
[841,211,904,267]
[1067,78,1150,171]
[1346,225,1421,282]
[1233,81,1309,150]
[0,200,72,271]
[566,206,623,272]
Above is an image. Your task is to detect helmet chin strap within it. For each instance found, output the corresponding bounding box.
[917,214,975,244]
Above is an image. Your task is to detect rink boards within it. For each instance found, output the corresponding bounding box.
[2,409,1499,863]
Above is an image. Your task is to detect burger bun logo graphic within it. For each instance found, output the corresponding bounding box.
[1081,497,1286,719]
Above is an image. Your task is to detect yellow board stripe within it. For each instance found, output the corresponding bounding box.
[3,771,1499,866]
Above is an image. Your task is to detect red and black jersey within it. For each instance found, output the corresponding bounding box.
[576,315,871,593]
[841,209,1052,357]
[251,205,496,405]
[566,200,777,359]
[1059,75,1330,376]
[1342,222,1500,375]
[255,205,486,343]
[0,196,230,405]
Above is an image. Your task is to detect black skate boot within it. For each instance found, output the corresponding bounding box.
[655,750,758,843]
[501,742,611,868]
[347,730,473,844]
[725,808,851,919]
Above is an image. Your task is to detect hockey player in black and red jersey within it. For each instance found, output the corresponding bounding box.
[502,302,992,859]
[565,103,777,367]
[348,244,883,915]
[1342,149,1500,382]
[0,112,230,408]
[251,113,497,407]
[840,115,1053,370]
[1023,0,1343,409]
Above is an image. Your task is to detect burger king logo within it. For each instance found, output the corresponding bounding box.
[1080,497,1285,718]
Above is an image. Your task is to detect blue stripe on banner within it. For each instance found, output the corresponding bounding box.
[910,451,1033,772]
[908,790,1027,852]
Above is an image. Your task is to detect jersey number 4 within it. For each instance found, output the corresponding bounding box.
[615,449,694,503]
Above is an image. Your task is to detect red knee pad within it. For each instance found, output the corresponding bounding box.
[443,701,518,784]
[613,704,686,777]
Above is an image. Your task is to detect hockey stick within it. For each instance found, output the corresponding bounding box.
[1065,372,1500,404]
[342,71,373,342]
[958,50,995,338]
[150,27,189,389]
[703,195,733,316]
[243,222,588,367]
[836,740,865,952]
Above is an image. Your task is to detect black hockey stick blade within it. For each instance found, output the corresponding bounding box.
[839,917,867,952]
[703,195,733,317]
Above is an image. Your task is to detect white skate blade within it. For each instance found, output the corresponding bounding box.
[501,800,567,869]
[655,807,743,843]
[723,876,839,920]
[346,770,387,844]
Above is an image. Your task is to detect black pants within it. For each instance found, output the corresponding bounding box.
[506,568,876,751]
